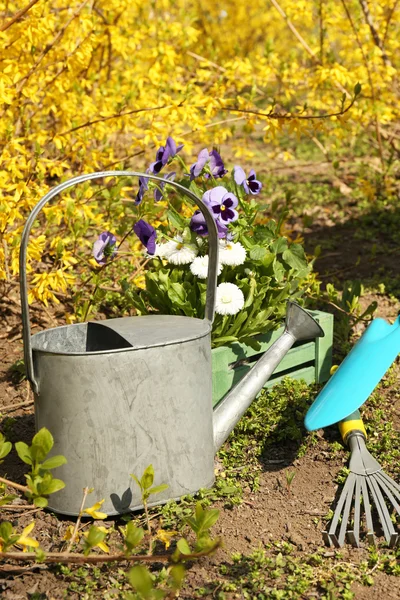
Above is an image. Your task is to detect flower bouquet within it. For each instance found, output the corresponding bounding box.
[93,138,313,348]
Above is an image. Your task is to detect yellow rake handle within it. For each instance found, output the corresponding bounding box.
[339,409,367,444]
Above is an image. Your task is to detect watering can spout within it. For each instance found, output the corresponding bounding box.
[213,302,324,450]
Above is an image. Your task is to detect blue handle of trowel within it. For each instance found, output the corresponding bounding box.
[305,316,400,431]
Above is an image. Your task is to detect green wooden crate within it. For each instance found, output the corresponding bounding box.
[211,310,333,407]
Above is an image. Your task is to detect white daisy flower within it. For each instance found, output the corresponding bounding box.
[190,255,222,279]
[158,236,198,265]
[219,240,247,266]
[215,282,245,316]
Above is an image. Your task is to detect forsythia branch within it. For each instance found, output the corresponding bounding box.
[0,542,222,565]
[0,0,40,32]
[219,95,359,120]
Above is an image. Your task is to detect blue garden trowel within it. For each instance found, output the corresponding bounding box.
[305,315,400,431]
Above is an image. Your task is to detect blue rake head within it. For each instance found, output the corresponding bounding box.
[305,316,400,431]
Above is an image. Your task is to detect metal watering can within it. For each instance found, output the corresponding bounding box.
[305,315,400,431]
[20,170,324,516]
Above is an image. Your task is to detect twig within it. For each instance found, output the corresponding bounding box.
[358,0,392,67]
[15,0,90,94]
[382,0,399,45]
[18,507,43,518]
[269,0,350,97]
[219,94,358,121]
[0,399,34,413]
[2,240,10,282]
[0,0,40,32]
[1,542,221,565]
[0,477,29,494]
[0,504,35,510]
[340,0,385,169]
[59,103,178,137]
[65,487,90,553]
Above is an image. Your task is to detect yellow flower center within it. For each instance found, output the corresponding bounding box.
[221,295,231,303]
[176,243,183,249]
[220,205,226,211]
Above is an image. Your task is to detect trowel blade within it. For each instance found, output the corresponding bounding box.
[305,316,400,431]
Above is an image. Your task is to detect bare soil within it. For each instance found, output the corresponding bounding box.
[1,181,400,598]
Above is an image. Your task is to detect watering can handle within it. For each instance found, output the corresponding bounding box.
[19,170,219,393]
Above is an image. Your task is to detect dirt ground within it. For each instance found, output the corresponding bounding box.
[1,178,400,598]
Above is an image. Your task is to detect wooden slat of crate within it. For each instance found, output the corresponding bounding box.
[211,309,333,407]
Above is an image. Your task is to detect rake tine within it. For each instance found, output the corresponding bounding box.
[348,476,361,547]
[360,477,375,546]
[338,473,356,547]
[327,473,356,547]
[375,472,400,515]
[324,412,400,547]
[367,475,397,547]
[376,471,400,503]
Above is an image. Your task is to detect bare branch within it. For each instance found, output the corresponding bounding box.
[0,0,40,33]
[358,0,392,67]
[1,542,222,565]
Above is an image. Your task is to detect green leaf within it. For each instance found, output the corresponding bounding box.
[141,464,154,491]
[39,477,65,495]
[15,441,33,465]
[271,237,288,254]
[167,282,187,306]
[128,565,154,597]
[31,428,54,463]
[0,521,13,541]
[272,258,285,282]
[282,244,307,271]
[249,245,267,261]
[124,522,145,550]
[354,82,362,96]
[211,335,239,346]
[85,525,106,548]
[33,496,48,508]
[0,440,12,461]
[148,483,169,496]
[0,494,17,506]
[201,509,220,530]
[40,455,67,470]
[130,473,142,491]
[261,252,275,268]
[177,538,191,555]
[35,548,47,563]
[167,209,186,230]
[169,564,186,590]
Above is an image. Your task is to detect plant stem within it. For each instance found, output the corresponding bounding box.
[0,476,29,494]
[1,542,221,565]
[65,487,90,553]
[143,498,153,555]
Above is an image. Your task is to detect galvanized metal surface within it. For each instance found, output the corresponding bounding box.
[213,302,324,450]
[36,334,214,515]
[20,171,219,393]
[31,315,212,354]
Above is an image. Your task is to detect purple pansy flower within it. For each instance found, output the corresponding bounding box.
[203,186,239,224]
[206,149,228,179]
[135,174,149,205]
[190,148,210,180]
[93,231,117,265]
[190,148,227,180]
[149,136,183,174]
[233,166,262,195]
[154,171,176,202]
[190,210,228,239]
[133,219,157,255]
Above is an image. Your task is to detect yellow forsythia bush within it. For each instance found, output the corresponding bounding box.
[0,0,399,305]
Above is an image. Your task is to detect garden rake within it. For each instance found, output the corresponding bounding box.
[324,410,400,548]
